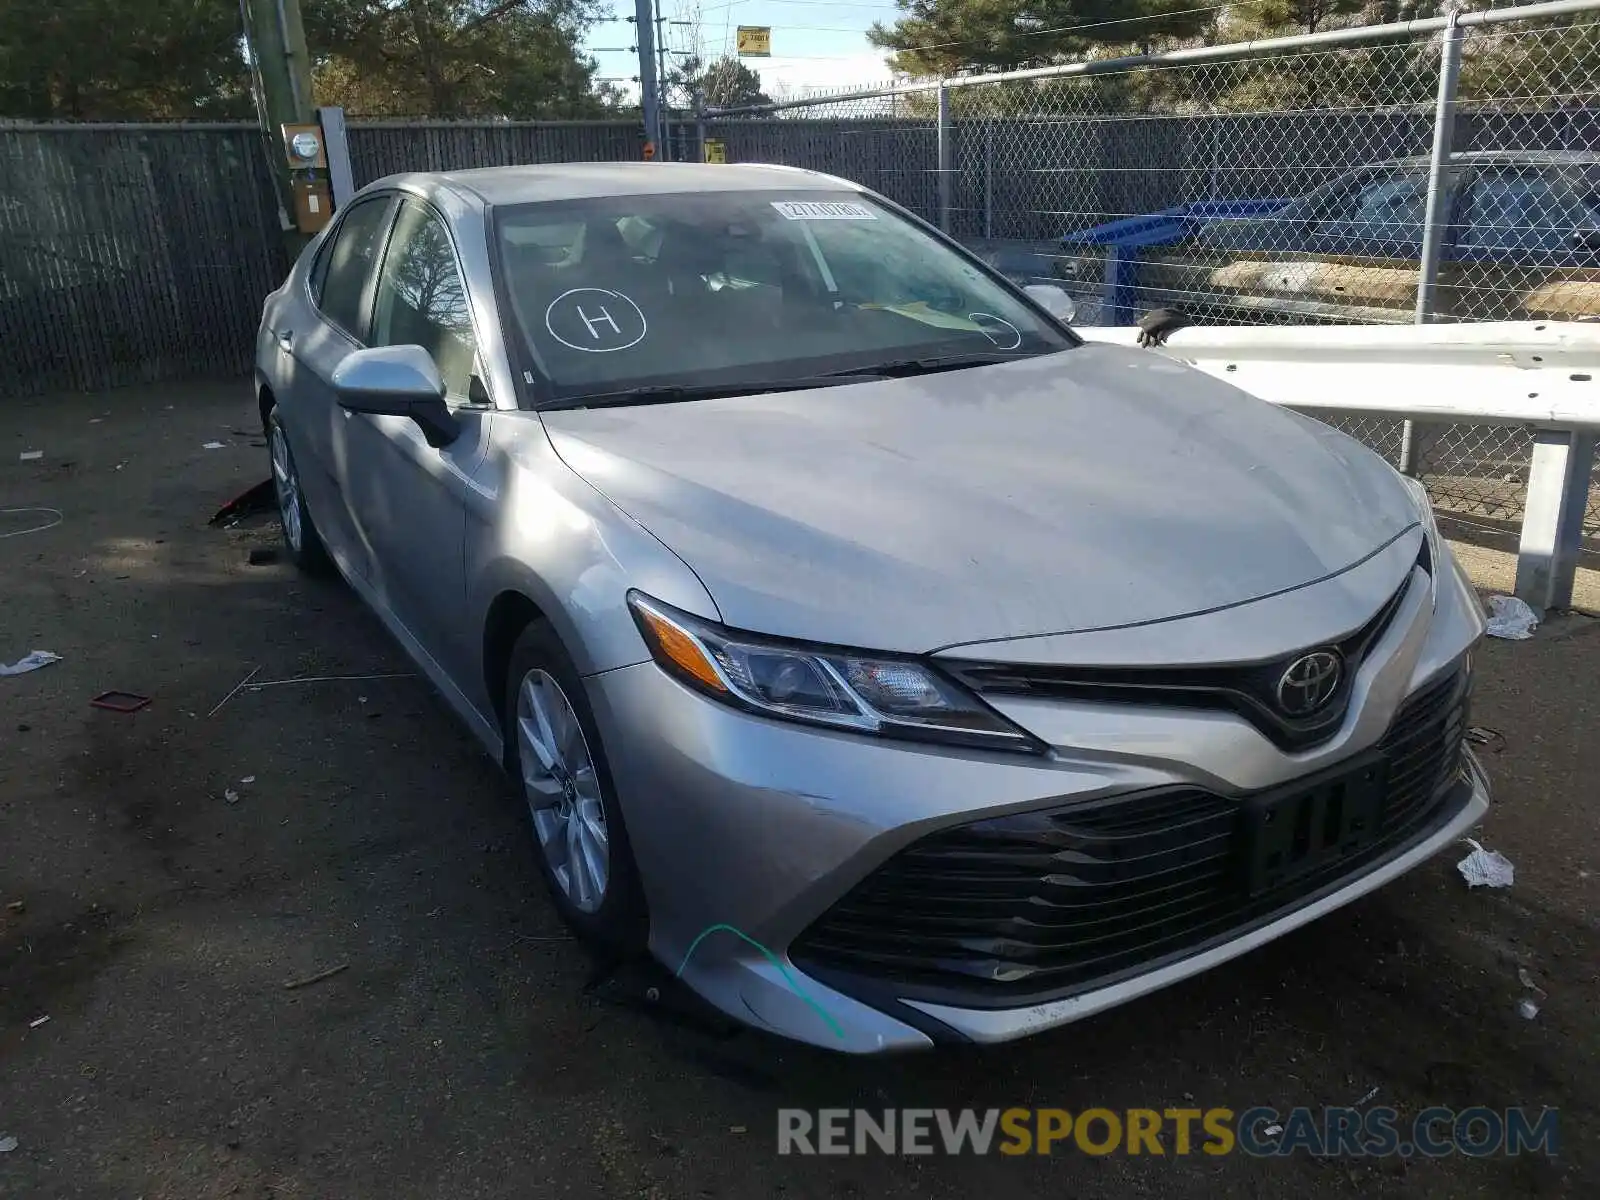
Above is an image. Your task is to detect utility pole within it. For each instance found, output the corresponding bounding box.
[656,14,671,160]
[242,0,315,251]
[632,0,661,160]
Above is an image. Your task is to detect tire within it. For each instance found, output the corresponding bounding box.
[503,620,647,952]
[266,405,332,575]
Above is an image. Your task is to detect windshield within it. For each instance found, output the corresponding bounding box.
[492,190,1074,403]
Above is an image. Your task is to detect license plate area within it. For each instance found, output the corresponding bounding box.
[1243,754,1387,896]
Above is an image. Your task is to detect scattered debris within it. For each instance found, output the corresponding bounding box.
[207,665,263,717]
[89,691,152,714]
[0,1135,16,1153]
[1,650,62,677]
[246,546,279,566]
[19,450,42,461]
[1466,725,1506,753]
[729,1126,747,1135]
[208,479,276,528]
[1263,1123,1284,1138]
[224,788,240,805]
[1457,839,1515,889]
[5,900,23,914]
[1485,595,1539,640]
[241,775,256,784]
[1518,999,1540,1020]
[1354,1085,1380,1106]
[245,672,416,691]
[283,961,350,991]
[0,506,65,541]
[203,441,226,450]
[28,1015,49,1029]
[1518,967,1547,997]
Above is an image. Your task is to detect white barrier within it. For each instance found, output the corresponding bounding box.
[1077,321,1600,611]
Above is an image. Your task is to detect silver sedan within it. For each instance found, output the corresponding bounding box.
[254,163,1488,1053]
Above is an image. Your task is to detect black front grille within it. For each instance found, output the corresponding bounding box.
[943,569,1416,751]
[791,665,1471,1009]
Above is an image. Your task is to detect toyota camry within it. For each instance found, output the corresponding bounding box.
[254,162,1488,1052]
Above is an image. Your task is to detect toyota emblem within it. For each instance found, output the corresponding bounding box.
[1276,650,1343,716]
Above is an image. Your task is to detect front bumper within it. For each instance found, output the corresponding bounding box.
[583,551,1488,1053]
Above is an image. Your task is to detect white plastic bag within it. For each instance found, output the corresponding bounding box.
[1457,838,1515,889]
[0,650,61,676]
[1485,595,1538,640]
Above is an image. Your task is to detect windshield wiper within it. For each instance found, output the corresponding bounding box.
[823,351,1033,380]
[538,376,882,411]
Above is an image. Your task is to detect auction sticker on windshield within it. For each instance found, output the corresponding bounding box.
[771,200,877,220]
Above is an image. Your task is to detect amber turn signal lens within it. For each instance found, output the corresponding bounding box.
[634,602,728,693]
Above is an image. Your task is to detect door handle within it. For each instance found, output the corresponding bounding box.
[274,329,294,352]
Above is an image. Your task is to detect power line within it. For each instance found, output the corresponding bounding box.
[686,2,1289,69]
[699,0,901,10]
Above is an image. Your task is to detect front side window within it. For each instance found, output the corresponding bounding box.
[371,200,478,399]
[493,190,1073,401]
[317,196,392,337]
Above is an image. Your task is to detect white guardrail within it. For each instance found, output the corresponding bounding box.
[1077,321,1600,611]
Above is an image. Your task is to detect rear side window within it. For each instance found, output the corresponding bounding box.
[316,197,392,337]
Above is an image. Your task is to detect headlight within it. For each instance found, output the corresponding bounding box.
[627,592,1041,753]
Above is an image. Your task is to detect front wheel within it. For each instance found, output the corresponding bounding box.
[504,621,647,951]
[266,406,331,574]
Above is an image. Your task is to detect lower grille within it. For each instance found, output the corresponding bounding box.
[791,665,1471,1007]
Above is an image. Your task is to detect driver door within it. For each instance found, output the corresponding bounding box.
[340,197,492,681]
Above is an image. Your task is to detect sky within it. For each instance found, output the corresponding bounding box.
[583,0,907,102]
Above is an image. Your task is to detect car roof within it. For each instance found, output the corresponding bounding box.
[1378,150,1600,170]
[375,161,864,208]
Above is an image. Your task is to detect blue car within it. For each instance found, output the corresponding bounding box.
[1073,151,1600,323]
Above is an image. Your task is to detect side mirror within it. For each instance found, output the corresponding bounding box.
[1023,283,1076,325]
[333,345,460,448]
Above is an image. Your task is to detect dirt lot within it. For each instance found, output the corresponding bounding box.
[2,382,1597,1199]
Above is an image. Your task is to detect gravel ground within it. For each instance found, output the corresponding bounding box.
[2,381,1596,1199]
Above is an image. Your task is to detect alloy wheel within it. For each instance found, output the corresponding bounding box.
[269,421,303,552]
[515,668,610,913]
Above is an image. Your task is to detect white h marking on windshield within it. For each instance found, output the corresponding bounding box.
[577,304,620,340]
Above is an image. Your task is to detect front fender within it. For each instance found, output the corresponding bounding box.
[467,414,722,695]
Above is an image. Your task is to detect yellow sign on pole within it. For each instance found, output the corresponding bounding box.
[703,139,727,164]
[735,26,771,56]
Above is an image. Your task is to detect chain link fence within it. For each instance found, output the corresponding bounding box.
[0,123,288,396]
[704,2,1600,543]
[345,119,645,189]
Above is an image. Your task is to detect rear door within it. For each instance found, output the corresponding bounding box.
[277,192,399,580]
[339,196,492,680]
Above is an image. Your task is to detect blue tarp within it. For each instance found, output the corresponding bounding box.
[1060,200,1290,323]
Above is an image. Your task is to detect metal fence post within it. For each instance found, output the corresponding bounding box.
[936,81,952,234]
[983,122,993,240]
[693,88,706,164]
[1515,431,1598,613]
[317,106,355,208]
[1401,11,1465,476]
[1414,11,1463,324]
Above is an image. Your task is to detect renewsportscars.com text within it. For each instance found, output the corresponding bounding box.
[777,1106,1559,1158]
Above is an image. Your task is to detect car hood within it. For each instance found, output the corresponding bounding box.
[541,344,1418,655]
